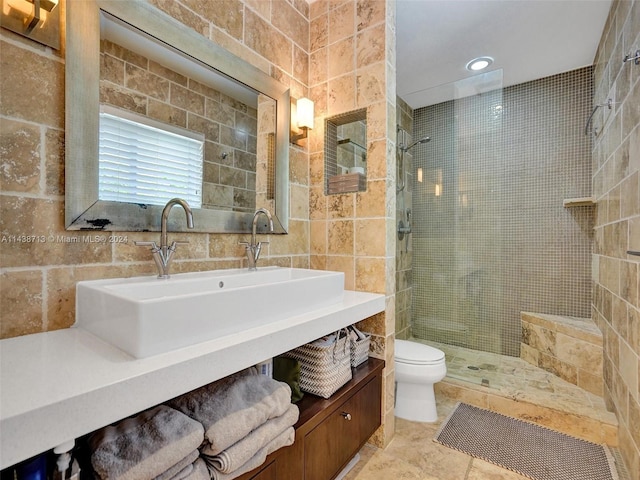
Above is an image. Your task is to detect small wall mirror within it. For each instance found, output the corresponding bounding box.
[65,0,290,233]
[324,109,367,195]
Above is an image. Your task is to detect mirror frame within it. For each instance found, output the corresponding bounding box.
[65,0,290,233]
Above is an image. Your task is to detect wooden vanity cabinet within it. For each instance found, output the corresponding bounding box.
[237,358,384,480]
[304,373,381,480]
[247,462,277,480]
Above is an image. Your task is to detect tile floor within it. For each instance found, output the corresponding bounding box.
[342,341,629,480]
[422,339,618,445]
[425,339,613,415]
[343,397,532,480]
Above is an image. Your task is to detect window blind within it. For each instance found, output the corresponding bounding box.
[98,108,204,208]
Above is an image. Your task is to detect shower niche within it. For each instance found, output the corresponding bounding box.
[324,109,367,194]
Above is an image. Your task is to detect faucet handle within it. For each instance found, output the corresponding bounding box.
[134,241,159,251]
[168,240,189,251]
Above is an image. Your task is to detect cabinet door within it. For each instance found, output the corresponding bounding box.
[248,461,276,480]
[304,376,381,480]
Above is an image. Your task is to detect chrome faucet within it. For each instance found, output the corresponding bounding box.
[135,198,194,278]
[240,208,274,271]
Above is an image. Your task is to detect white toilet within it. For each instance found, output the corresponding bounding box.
[394,339,447,423]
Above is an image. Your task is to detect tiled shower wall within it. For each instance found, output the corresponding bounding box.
[591,0,640,477]
[396,96,413,340]
[410,67,594,356]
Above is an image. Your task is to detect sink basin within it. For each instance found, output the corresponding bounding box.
[75,267,345,358]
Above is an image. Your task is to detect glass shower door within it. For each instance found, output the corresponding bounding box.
[411,69,510,355]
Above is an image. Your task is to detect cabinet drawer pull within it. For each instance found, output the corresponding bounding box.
[341,412,352,421]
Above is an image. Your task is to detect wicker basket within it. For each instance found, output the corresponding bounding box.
[350,332,370,367]
[283,330,352,398]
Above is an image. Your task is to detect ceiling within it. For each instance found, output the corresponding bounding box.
[396,0,613,109]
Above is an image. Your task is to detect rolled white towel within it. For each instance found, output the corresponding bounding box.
[203,404,299,473]
[168,367,292,455]
[206,427,295,480]
[89,405,204,480]
[154,450,199,480]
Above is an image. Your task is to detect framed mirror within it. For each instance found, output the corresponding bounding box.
[65,0,290,233]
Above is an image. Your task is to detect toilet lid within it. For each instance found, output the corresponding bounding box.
[395,339,445,365]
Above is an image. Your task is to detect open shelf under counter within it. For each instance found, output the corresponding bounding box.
[0,290,384,470]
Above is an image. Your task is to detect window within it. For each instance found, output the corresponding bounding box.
[98,106,204,208]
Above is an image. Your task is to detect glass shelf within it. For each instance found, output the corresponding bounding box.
[337,138,367,161]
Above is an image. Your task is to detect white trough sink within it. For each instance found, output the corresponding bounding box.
[75,267,345,358]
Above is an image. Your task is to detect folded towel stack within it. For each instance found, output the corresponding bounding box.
[88,405,205,480]
[165,458,210,480]
[203,405,298,479]
[168,367,298,480]
[167,367,292,455]
[154,450,199,480]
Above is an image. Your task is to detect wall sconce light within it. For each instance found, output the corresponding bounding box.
[1,0,60,49]
[417,167,423,183]
[290,97,314,146]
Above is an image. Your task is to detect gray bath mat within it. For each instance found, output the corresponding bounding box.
[434,403,618,480]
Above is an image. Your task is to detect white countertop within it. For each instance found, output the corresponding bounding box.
[0,290,385,469]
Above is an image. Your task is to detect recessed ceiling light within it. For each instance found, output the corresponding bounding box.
[466,56,493,71]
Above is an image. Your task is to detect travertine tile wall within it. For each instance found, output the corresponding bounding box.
[1,0,397,449]
[308,0,397,446]
[591,1,640,477]
[0,0,313,340]
[396,96,413,340]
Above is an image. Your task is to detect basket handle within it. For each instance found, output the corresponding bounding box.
[331,328,350,363]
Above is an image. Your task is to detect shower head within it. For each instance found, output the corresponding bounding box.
[400,136,431,152]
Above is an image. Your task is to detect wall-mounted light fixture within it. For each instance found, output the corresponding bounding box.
[290,97,314,146]
[1,0,60,49]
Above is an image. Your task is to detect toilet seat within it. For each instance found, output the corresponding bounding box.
[395,340,445,365]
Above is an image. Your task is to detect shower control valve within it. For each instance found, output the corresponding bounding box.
[398,223,411,235]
